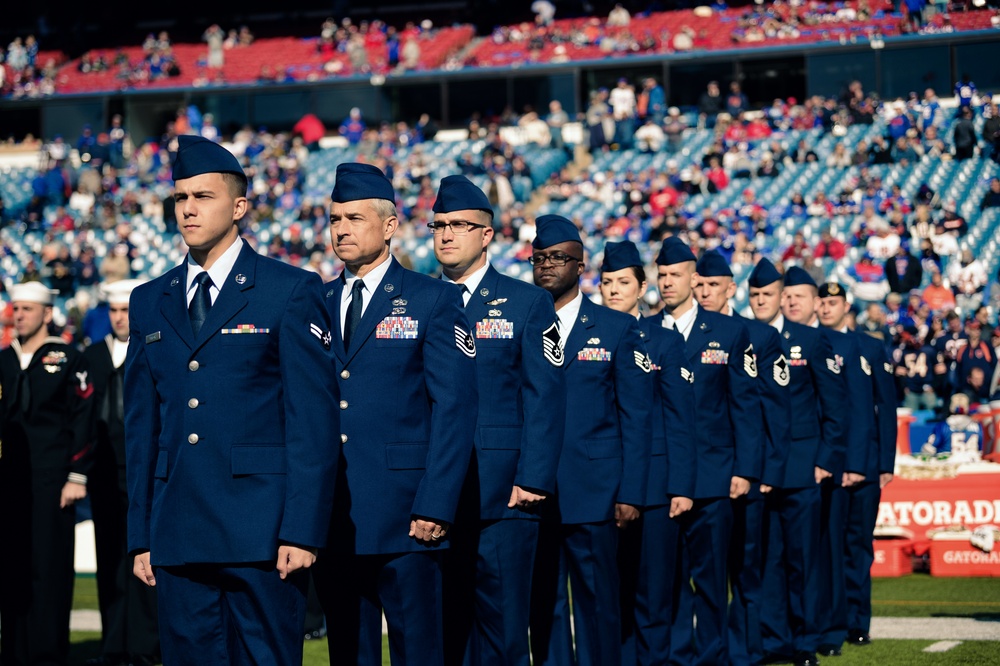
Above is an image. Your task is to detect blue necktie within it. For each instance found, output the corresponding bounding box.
[189,272,213,336]
[344,279,364,350]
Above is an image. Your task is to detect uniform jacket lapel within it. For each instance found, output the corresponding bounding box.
[465,265,501,323]
[159,264,193,349]
[685,308,711,364]
[344,258,403,364]
[192,242,255,352]
[327,278,346,364]
[563,296,598,368]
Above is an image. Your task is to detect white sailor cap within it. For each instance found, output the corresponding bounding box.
[9,281,58,305]
[100,279,145,306]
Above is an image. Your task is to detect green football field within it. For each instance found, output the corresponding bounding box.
[69,574,1000,665]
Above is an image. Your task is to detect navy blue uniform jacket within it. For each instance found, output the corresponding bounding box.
[650,306,762,499]
[325,258,478,555]
[742,317,792,489]
[555,297,652,523]
[825,329,876,477]
[636,317,696,505]
[462,266,566,520]
[853,331,899,477]
[777,321,849,488]
[125,242,341,565]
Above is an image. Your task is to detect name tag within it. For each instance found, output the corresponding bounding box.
[376,316,419,339]
[476,318,514,339]
[145,331,161,344]
[578,347,611,362]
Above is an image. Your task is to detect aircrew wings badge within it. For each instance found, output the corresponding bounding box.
[455,326,477,358]
[744,344,758,378]
[634,350,652,373]
[542,323,564,367]
[773,354,790,387]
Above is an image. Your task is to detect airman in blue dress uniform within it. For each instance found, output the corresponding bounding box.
[748,261,848,666]
[817,282,897,651]
[528,216,653,666]
[598,240,696,666]
[432,175,566,666]
[314,163,478,666]
[693,250,791,666]
[651,237,763,666]
[125,136,340,665]
[783,269,871,660]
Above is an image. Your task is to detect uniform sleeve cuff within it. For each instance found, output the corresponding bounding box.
[67,472,88,485]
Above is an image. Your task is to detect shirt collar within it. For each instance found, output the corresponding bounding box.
[186,237,243,294]
[443,259,490,297]
[663,301,698,339]
[344,254,393,293]
[769,313,785,333]
[556,290,584,340]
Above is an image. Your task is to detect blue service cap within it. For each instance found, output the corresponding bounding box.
[601,241,643,273]
[818,282,848,299]
[747,258,782,288]
[783,266,817,288]
[655,235,696,266]
[532,214,582,249]
[433,175,493,217]
[695,250,733,278]
[331,162,395,203]
[172,135,245,183]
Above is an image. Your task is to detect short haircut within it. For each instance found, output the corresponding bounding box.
[370,198,397,221]
[222,172,248,199]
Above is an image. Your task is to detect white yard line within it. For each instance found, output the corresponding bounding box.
[872,617,1000,640]
[923,640,963,652]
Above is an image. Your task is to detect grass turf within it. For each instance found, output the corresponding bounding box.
[872,575,1000,618]
[70,574,1000,665]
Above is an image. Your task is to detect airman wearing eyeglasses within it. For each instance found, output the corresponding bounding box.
[431,176,566,666]
[528,215,652,666]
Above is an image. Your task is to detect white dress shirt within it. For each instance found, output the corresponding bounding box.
[185,237,244,306]
[340,255,394,334]
[662,301,698,341]
[444,261,490,307]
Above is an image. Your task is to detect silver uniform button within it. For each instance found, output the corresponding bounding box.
[339,400,348,410]
[340,369,350,380]
[341,434,348,444]
[189,360,200,371]
[188,433,199,444]
[188,398,199,409]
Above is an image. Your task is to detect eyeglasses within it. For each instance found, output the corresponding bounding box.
[427,220,487,235]
[529,253,582,267]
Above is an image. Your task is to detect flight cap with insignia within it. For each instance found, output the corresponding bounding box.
[783,266,817,288]
[433,175,493,218]
[747,258,782,288]
[100,279,145,306]
[601,240,642,273]
[818,282,848,299]
[695,250,733,278]
[10,281,58,306]
[655,235,696,266]
[172,135,247,193]
[532,214,582,250]
[331,162,395,203]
